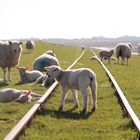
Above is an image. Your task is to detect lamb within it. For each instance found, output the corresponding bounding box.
[16,66,43,83]
[0,88,42,103]
[98,49,114,63]
[34,74,55,87]
[0,41,23,82]
[115,43,132,65]
[33,50,59,72]
[25,40,35,51]
[45,65,97,113]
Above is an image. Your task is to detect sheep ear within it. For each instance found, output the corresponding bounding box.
[19,41,23,45]
[26,90,32,96]
[15,66,20,70]
[9,41,12,45]
[25,67,29,70]
[44,67,50,71]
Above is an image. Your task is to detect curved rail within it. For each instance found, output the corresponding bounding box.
[90,50,140,133]
[4,50,85,140]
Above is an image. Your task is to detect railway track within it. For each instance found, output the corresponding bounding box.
[3,49,140,139]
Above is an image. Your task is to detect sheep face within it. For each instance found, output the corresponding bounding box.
[16,66,29,75]
[45,66,60,79]
[9,41,22,54]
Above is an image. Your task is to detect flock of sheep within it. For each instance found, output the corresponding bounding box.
[0,41,133,114]
[95,43,133,65]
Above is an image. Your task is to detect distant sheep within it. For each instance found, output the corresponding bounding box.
[25,40,35,51]
[16,66,43,83]
[34,74,55,87]
[33,50,59,72]
[45,65,97,113]
[0,88,42,103]
[115,43,132,65]
[0,41,23,82]
[98,49,114,63]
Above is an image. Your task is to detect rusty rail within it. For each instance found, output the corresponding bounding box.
[4,50,85,140]
[90,50,140,133]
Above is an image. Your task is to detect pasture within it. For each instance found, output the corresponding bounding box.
[0,42,139,139]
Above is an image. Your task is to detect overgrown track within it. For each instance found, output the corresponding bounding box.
[4,51,85,140]
[90,50,140,135]
[3,49,140,139]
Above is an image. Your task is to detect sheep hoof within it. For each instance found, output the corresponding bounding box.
[80,108,87,115]
[91,107,96,112]
[58,106,63,112]
[74,104,79,108]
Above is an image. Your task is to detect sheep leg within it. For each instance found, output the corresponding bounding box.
[71,89,79,108]
[59,87,68,111]
[80,87,88,112]
[2,67,7,82]
[8,67,11,81]
[90,84,97,112]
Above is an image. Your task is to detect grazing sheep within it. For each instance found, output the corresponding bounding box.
[34,74,55,87]
[115,43,132,65]
[0,88,42,103]
[33,50,59,72]
[98,49,114,63]
[16,66,43,83]
[0,41,23,82]
[45,65,97,113]
[25,40,35,51]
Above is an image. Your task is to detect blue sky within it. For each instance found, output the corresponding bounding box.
[0,0,140,39]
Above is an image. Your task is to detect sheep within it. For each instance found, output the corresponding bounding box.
[33,50,59,72]
[0,88,42,103]
[34,74,55,87]
[98,49,114,63]
[0,41,23,82]
[115,43,132,65]
[16,66,43,83]
[45,65,97,113]
[25,40,35,51]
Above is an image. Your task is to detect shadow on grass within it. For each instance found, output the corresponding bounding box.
[38,107,94,120]
[0,82,8,87]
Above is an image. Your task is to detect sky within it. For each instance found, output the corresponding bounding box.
[0,0,140,39]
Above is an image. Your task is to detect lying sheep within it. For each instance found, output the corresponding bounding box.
[16,66,43,83]
[34,74,55,87]
[33,50,59,72]
[115,43,132,65]
[45,65,97,113]
[98,49,114,63]
[0,41,23,81]
[0,88,42,103]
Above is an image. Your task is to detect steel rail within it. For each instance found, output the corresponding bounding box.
[90,50,140,133]
[4,50,85,140]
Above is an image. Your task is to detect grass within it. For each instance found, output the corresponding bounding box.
[0,43,139,140]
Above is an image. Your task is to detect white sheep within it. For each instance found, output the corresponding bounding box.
[115,43,132,65]
[16,66,43,83]
[0,88,42,103]
[98,49,114,63]
[45,65,97,113]
[33,50,59,72]
[0,41,23,81]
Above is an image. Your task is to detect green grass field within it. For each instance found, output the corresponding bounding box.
[0,42,139,140]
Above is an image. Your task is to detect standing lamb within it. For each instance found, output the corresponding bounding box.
[33,50,59,72]
[115,43,132,65]
[0,41,23,82]
[0,88,42,103]
[25,40,35,51]
[45,65,97,113]
[98,49,114,63]
[16,66,43,83]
